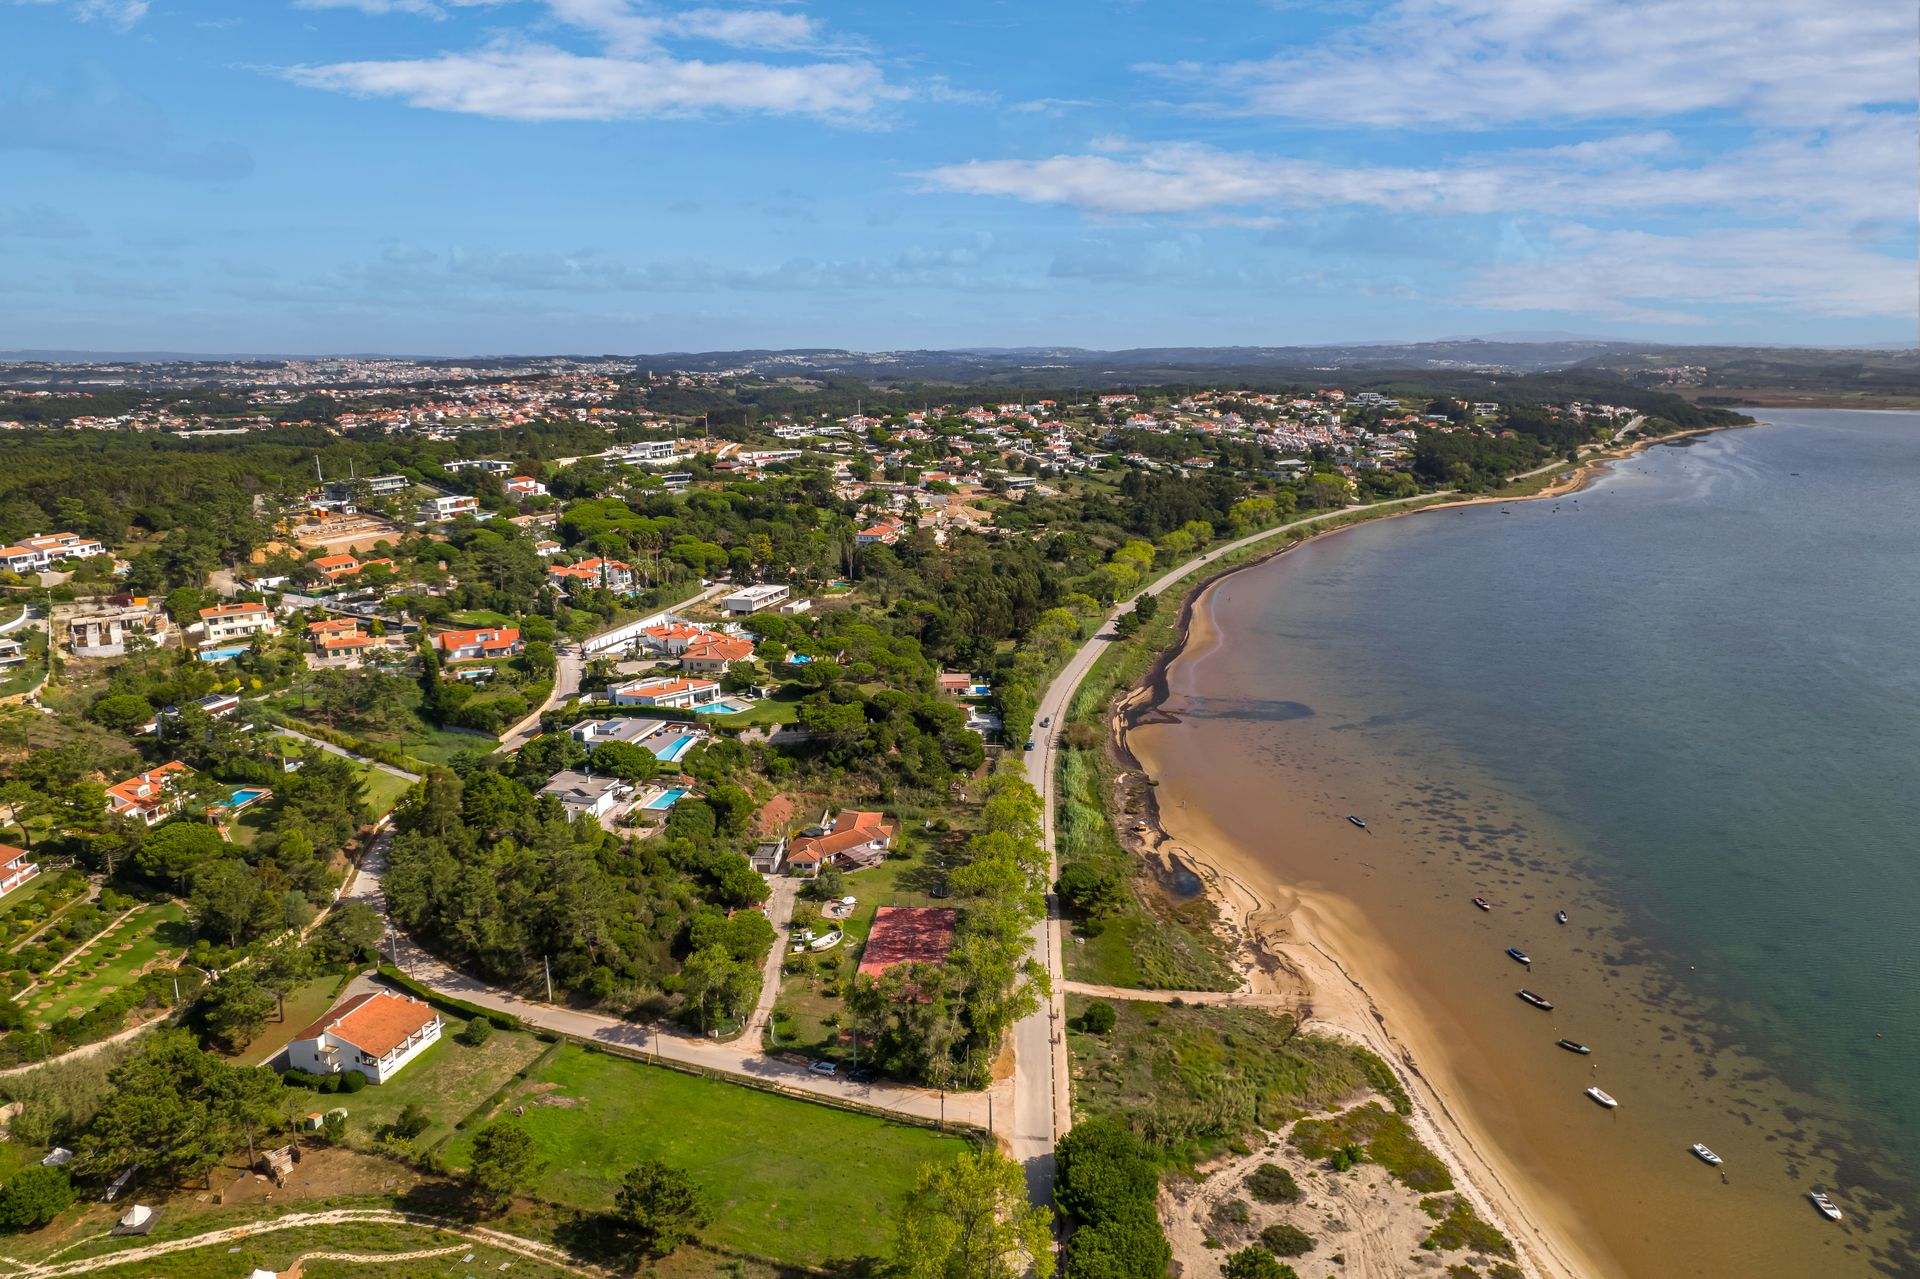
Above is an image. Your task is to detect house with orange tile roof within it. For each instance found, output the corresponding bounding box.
[855,519,905,546]
[310,553,362,581]
[432,627,522,661]
[680,633,755,674]
[547,557,633,593]
[106,761,192,825]
[637,622,712,655]
[286,990,442,1084]
[608,675,722,709]
[0,845,38,899]
[198,602,278,645]
[786,809,895,875]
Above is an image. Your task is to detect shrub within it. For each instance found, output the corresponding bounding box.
[1221,1247,1297,1279]
[459,1016,493,1047]
[1246,1163,1300,1203]
[1081,1000,1117,1035]
[0,1166,74,1231]
[339,1070,368,1093]
[1258,1224,1314,1257]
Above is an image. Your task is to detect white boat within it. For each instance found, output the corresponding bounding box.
[1809,1191,1843,1221]
[1585,1087,1618,1109]
[1690,1143,1723,1166]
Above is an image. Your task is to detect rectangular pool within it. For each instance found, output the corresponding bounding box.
[644,787,689,811]
[693,699,754,715]
[198,646,248,662]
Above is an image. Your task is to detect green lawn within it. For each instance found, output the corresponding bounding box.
[321,1026,551,1155]
[359,766,416,817]
[442,1043,970,1265]
[238,973,359,1065]
[708,686,804,728]
[0,626,48,699]
[25,901,189,1028]
[445,609,519,628]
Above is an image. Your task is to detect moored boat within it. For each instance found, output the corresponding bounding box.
[1472,896,1491,911]
[1556,1039,1592,1055]
[1517,989,1553,1010]
[1347,814,1367,829]
[1809,1192,1843,1221]
[1690,1143,1723,1166]
[1556,910,1569,924]
[1506,946,1531,965]
[1586,1086,1618,1109]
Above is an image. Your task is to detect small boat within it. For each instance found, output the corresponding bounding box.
[1506,947,1532,966]
[1809,1192,1843,1221]
[1555,910,1569,925]
[1586,1087,1619,1109]
[1557,1039,1592,1055]
[1347,815,1367,829]
[1690,1144,1723,1166]
[1517,989,1554,1010]
[1472,896,1491,911]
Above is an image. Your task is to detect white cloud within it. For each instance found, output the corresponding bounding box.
[920,115,1912,225]
[285,2,895,121]
[287,43,895,121]
[1467,224,1917,321]
[293,0,504,17]
[13,0,148,29]
[1161,0,1913,128]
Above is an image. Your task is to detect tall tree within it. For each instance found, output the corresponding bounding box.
[891,1149,1054,1279]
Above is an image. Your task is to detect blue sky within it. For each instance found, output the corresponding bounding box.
[3,0,1915,354]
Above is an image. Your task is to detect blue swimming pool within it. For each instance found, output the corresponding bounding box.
[199,645,248,662]
[644,787,689,810]
[652,734,695,763]
[785,654,813,664]
[693,699,754,715]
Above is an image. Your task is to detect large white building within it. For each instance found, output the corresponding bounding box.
[286,990,442,1084]
[720,583,789,615]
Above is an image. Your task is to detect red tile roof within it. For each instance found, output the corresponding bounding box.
[295,990,438,1058]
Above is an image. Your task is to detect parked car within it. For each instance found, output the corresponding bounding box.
[808,1060,838,1076]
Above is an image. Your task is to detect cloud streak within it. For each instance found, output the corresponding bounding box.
[285,1,897,122]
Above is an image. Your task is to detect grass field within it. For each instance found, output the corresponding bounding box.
[442,1043,970,1265]
[25,900,188,1028]
[323,1027,553,1154]
[707,686,805,728]
[238,972,359,1065]
[62,1220,579,1279]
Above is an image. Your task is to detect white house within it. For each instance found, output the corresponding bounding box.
[198,602,277,645]
[538,770,631,818]
[286,990,442,1084]
[0,846,38,900]
[442,459,511,475]
[419,494,479,522]
[720,583,789,615]
[608,676,722,709]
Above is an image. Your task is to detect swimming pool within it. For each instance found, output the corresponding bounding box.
[693,699,754,715]
[214,787,273,814]
[198,645,248,662]
[652,734,696,763]
[644,787,689,810]
[785,654,813,664]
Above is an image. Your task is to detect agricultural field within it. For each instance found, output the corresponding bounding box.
[442,1042,970,1266]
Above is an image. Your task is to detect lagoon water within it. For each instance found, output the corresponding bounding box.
[1140,409,1920,1277]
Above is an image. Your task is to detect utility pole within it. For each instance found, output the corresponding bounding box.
[543,954,554,1003]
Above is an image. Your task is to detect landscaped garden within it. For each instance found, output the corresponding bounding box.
[18,900,190,1028]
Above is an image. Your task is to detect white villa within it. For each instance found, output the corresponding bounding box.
[286,990,442,1084]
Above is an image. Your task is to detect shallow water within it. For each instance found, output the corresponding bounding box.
[1135,410,1920,1278]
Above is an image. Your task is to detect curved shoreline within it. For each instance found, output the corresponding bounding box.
[1099,429,1754,1279]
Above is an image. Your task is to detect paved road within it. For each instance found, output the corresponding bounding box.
[344,837,997,1131]
[1008,490,1446,1202]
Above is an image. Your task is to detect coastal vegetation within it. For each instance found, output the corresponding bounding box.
[1063,996,1402,1162]
[1291,1102,1450,1193]
[1418,1194,1515,1260]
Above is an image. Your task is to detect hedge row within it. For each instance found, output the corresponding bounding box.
[1055,1121,1173,1279]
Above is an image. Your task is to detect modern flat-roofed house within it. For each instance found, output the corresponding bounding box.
[199,602,278,645]
[568,716,669,746]
[66,599,168,657]
[106,761,192,825]
[442,459,511,475]
[0,637,22,670]
[786,810,896,875]
[286,990,442,1084]
[538,770,631,818]
[720,583,789,616]
[433,627,521,661]
[0,846,39,899]
[608,676,722,709]
[418,494,479,522]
